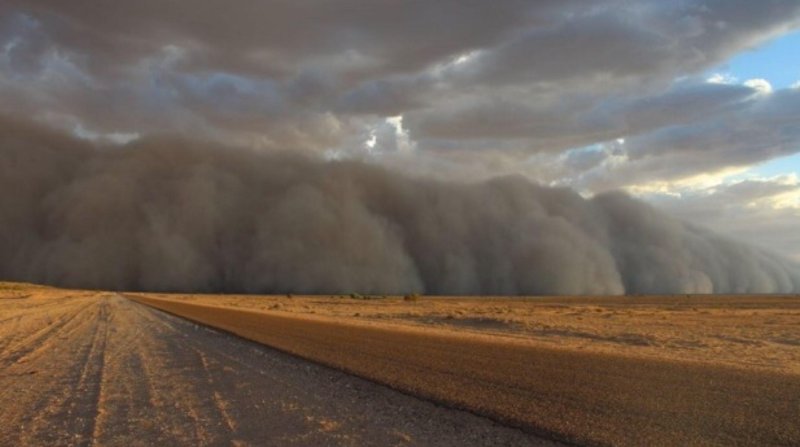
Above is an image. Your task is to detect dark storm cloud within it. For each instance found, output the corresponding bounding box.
[2,1,800,287]
[339,0,800,115]
[3,0,551,80]
[626,87,800,163]
[458,0,800,86]
[404,80,760,156]
[2,117,799,294]
[576,86,800,191]
[2,0,799,151]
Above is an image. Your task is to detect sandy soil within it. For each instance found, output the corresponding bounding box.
[0,286,559,447]
[131,293,800,447]
[142,293,800,375]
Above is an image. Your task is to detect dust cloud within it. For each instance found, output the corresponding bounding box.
[2,116,799,295]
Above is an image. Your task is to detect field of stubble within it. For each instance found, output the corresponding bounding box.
[145,292,800,374]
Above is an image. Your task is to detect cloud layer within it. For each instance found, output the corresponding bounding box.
[2,1,800,157]
[2,1,800,285]
[2,117,798,294]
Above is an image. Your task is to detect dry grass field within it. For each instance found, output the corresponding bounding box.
[139,292,800,375]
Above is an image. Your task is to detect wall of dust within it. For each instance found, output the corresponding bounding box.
[2,116,799,294]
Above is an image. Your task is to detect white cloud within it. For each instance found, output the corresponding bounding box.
[645,172,800,261]
[384,115,417,154]
[706,73,737,84]
[743,78,773,95]
[625,166,751,196]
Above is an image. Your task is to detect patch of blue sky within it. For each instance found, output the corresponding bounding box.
[710,30,800,89]
[747,152,800,178]
[714,153,800,188]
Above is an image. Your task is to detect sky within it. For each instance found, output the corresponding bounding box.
[715,29,800,89]
[1,0,800,262]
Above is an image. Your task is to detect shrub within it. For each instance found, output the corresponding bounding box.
[403,293,421,302]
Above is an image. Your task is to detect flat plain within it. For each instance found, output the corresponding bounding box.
[142,292,800,375]
[2,283,799,446]
[131,292,800,446]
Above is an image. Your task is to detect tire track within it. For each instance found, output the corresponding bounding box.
[0,299,96,366]
[92,295,198,446]
[0,294,82,325]
[10,300,104,447]
[0,315,23,357]
[194,349,238,433]
[104,296,232,446]
[86,300,111,446]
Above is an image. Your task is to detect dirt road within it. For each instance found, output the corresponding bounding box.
[132,294,800,447]
[0,293,558,446]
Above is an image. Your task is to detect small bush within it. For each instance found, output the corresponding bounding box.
[403,293,421,302]
[347,293,388,300]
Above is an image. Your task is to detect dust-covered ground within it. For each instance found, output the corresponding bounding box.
[145,292,800,375]
[0,285,559,447]
[130,293,800,446]
[3,283,799,446]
